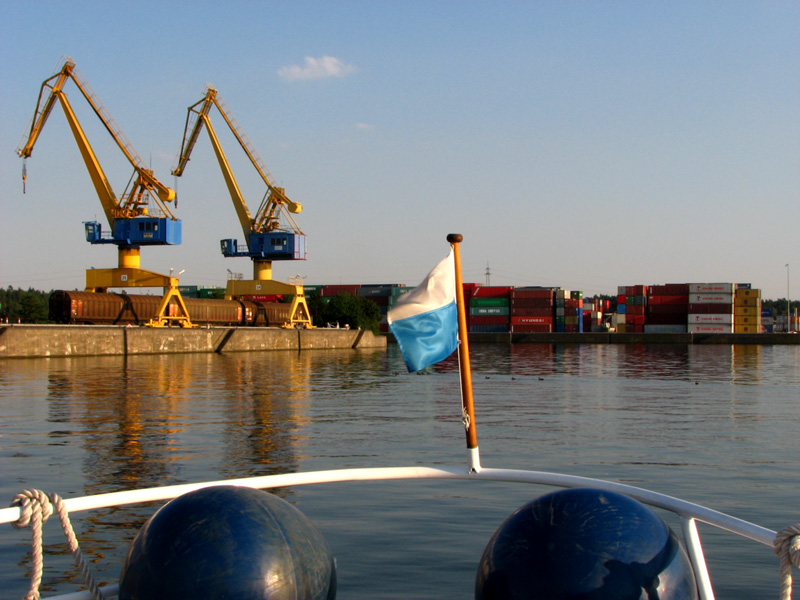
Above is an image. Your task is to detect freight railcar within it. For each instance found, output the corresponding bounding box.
[49,291,293,327]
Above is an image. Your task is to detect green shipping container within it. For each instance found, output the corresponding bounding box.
[470,306,510,316]
[470,298,510,307]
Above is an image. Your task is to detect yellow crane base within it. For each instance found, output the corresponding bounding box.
[85,268,196,328]
[224,279,314,329]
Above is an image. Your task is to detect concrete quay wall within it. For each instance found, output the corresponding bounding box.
[0,325,386,359]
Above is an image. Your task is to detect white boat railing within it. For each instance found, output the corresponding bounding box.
[2,464,788,600]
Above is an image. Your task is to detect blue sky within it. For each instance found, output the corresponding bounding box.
[1,1,798,299]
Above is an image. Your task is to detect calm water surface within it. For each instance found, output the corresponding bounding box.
[1,343,799,598]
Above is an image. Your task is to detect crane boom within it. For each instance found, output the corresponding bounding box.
[172,85,302,240]
[172,85,312,328]
[16,57,177,227]
[16,57,193,328]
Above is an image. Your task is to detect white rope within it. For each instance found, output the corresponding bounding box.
[774,523,800,600]
[11,490,105,600]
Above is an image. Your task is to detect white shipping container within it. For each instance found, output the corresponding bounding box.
[689,283,735,294]
[762,317,775,326]
[688,293,734,304]
[688,313,733,325]
[688,323,733,334]
[616,313,626,324]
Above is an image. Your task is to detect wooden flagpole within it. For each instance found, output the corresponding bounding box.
[447,233,480,471]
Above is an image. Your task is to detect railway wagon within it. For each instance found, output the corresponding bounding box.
[241,300,292,327]
[49,291,294,327]
[49,291,164,325]
[181,297,242,326]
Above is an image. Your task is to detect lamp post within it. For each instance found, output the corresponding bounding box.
[787,264,791,333]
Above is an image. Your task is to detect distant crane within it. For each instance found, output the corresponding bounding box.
[16,56,193,327]
[172,85,311,328]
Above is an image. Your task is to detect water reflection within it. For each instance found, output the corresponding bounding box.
[216,351,311,479]
[432,342,786,386]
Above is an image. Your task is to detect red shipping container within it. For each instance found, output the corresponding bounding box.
[242,294,283,303]
[511,316,553,325]
[322,285,361,296]
[511,288,554,299]
[462,284,479,306]
[647,294,689,306]
[689,303,733,314]
[627,305,646,316]
[473,286,513,298]
[648,284,690,296]
[511,297,553,308]
[617,294,627,305]
[463,283,480,294]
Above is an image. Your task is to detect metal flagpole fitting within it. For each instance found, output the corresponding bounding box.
[447,233,481,472]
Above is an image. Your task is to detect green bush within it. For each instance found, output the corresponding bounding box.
[307,292,381,333]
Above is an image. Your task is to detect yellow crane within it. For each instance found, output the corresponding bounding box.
[16,57,193,327]
[172,85,312,328]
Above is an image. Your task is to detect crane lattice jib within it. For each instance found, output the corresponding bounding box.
[172,85,303,238]
[16,57,176,224]
[212,90,303,234]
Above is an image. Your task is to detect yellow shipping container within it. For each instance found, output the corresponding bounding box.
[734,297,760,307]
[735,315,762,326]
[735,288,761,299]
[734,306,761,317]
[735,325,760,333]
[617,323,627,333]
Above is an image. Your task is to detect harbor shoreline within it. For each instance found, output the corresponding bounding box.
[2,325,797,359]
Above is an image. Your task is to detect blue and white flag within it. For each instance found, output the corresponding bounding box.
[388,249,458,372]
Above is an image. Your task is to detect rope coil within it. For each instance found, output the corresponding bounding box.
[10,489,104,600]
[774,523,800,600]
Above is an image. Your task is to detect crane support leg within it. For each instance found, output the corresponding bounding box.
[84,267,196,328]
[147,286,195,328]
[224,279,314,328]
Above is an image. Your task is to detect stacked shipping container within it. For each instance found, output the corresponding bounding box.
[687,283,734,333]
[645,284,689,333]
[617,285,647,333]
[468,286,512,333]
[762,308,775,333]
[309,280,778,335]
[734,287,761,333]
[556,290,584,333]
[510,288,555,333]
[582,297,604,332]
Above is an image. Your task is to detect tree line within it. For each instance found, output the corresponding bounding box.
[0,287,53,324]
